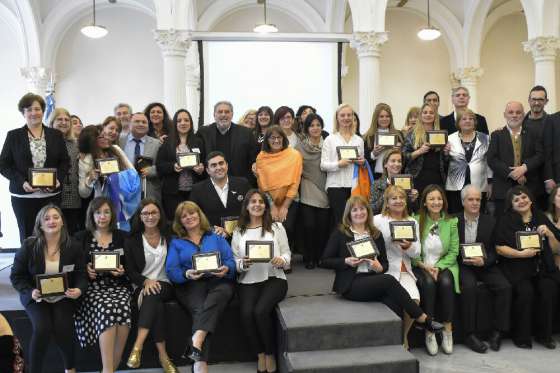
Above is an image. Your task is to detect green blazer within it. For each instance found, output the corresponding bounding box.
[412,214,460,293]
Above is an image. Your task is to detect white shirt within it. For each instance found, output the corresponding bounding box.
[231,223,291,284]
[321,133,364,189]
[423,229,444,267]
[44,258,64,303]
[211,177,229,208]
[287,132,299,148]
[141,235,170,283]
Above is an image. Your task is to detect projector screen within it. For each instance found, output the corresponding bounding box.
[203,41,338,133]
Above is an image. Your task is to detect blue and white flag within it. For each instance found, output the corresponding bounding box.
[44,92,55,122]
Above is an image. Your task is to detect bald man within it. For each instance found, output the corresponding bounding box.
[487,101,543,216]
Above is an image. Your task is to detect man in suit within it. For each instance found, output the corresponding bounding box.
[197,101,258,181]
[487,101,543,216]
[544,110,560,194]
[120,112,162,203]
[423,90,441,117]
[190,151,250,238]
[440,86,489,135]
[114,102,132,136]
[457,185,511,353]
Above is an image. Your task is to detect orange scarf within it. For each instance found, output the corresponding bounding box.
[256,148,303,192]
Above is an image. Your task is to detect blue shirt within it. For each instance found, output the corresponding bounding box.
[124,133,146,164]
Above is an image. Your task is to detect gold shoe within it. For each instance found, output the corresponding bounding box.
[126,347,142,369]
[160,355,179,373]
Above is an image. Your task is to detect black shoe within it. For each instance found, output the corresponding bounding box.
[186,345,203,362]
[488,331,501,351]
[465,334,487,353]
[513,339,532,349]
[419,316,444,334]
[535,337,557,349]
[305,262,315,270]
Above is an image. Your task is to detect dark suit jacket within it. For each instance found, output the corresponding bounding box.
[487,125,543,200]
[10,237,88,307]
[189,176,250,228]
[456,213,497,267]
[544,111,560,182]
[0,125,70,194]
[196,123,258,180]
[156,135,206,195]
[319,229,388,295]
[441,112,489,135]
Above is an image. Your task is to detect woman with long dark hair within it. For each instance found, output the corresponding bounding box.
[273,106,299,148]
[255,106,274,146]
[144,102,172,142]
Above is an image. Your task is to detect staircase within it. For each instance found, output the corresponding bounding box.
[276,294,419,373]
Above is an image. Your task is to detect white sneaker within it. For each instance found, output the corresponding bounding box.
[442,330,453,354]
[425,331,438,356]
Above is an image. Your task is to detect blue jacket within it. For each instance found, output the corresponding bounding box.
[166,232,236,284]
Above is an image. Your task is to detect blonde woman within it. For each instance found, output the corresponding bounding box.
[403,107,420,136]
[238,109,257,129]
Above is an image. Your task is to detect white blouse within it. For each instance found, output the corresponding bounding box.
[231,223,291,284]
[320,133,364,189]
[141,235,170,283]
[423,230,444,267]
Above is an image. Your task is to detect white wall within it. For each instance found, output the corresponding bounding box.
[209,7,307,33]
[55,7,163,124]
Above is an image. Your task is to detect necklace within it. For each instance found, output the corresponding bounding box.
[27,125,43,139]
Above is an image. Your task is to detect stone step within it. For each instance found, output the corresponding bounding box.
[280,345,419,373]
[277,294,402,352]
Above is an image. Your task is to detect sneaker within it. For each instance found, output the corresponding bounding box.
[425,331,438,356]
[441,330,453,354]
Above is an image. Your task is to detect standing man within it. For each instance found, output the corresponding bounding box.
[457,185,511,353]
[114,103,133,136]
[487,102,543,216]
[197,101,258,181]
[120,112,162,203]
[423,90,441,117]
[440,87,489,135]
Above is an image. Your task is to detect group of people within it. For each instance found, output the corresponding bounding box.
[3,84,560,372]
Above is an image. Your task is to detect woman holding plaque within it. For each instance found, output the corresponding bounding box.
[370,149,419,215]
[321,103,365,223]
[0,93,70,243]
[495,185,560,349]
[74,197,132,373]
[166,201,236,373]
[49,108,82,234]
[363,103,404,179]
[10,204,87,373]
[412,184,459,355]
[445,109,491,214]
[231,190,290,373]
[403,103,450,196]
[320,196,443,340]
[124,199,177,372]
[157,109,205,220]
[101,116,122,146]
[373,185,421,349]
[145,102,172,142]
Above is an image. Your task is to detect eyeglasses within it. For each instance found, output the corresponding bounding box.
[141,211,160,217]
[529,98,546,102]
[269,136,283,142]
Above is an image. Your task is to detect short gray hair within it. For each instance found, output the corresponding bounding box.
[461,184,481,203]
[214,101,233,113]
[452,86,470,96]
[114,102,132,114]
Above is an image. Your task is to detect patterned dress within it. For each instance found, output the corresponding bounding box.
[74,236,132,347]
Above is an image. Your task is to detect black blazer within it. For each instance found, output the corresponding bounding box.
[441,112,489,135]
[487,125,543,200]
[456,213,497,266]
[156,135,206,195]
[0,125,70,194]
[319,229,389,295]
[10,237,88,307]
[544,112,560,182]
[123,227,172,288]
[190,176,250,228]
[196,123,258,180]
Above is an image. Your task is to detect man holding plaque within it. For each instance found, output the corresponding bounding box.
[440,86,489,135]
[457,185,511,353]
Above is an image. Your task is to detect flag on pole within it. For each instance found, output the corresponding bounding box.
[44,92,55,122]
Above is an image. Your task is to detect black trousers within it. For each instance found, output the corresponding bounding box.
[344,273,423,319]
[414,267,454,322]
[12,195,61,244]
[282,202,299,248]
[459,264,512,335]
[61,207,82,235]
[162,191,191,221]
[238,277,287,355]
[25,299,77,373]
[134,281,174,343]
[174,278,234,361]
[300,203,330,264]
[327,187,351,226]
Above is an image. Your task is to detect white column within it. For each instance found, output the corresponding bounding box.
[185,44,201,130]
[523,36,560,112]
[350,31,388,127]
[452,67,484,112]
[20,67,52,97]
[154,29,191,115]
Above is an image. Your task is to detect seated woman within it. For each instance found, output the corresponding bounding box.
[370,149,419,215]
[495,185,560,349]
[166,201,236,373]
[74,197,131,373]
[231,190,290,373]
[320,196,442,344]
[124,199,177,372]
[412,184,459,356]
[373,185,421,350]
[10,204,87,373]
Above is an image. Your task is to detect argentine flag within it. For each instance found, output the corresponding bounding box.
[44,92,55,122]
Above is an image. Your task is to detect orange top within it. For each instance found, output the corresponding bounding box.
[256,147,303,206]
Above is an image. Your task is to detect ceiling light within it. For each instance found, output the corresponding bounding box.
[417,0,440,41]
[254,0,278,33]
[81,0,108,39]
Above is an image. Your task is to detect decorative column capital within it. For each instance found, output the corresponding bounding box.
[154,29,191,57]
[452,67,484,84]
[523,36,560,61]
[20,66,53,94]
[350,32,388,58]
